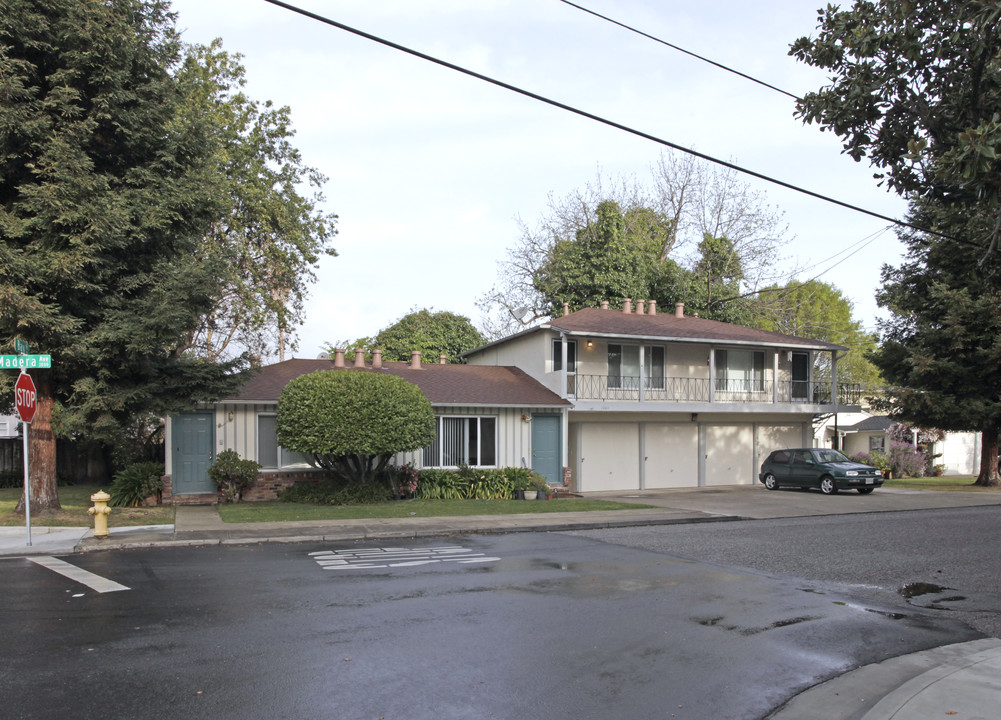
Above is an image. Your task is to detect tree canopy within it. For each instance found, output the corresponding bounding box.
[750,280,882,387]
[276,370,435,484]
[478,155,789,337]
[0,0,247,509]
[173,41,337,363]
[792,0,1001,484]
[331,308,486,364]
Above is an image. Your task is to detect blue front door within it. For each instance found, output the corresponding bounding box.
[531,414,562,485]
[171,413,216,494]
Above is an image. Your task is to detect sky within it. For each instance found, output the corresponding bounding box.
[167,0,909,359]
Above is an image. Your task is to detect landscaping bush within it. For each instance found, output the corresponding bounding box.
[887,441,927,478]
[278,481,392,505]
[850,451,890,476]
[207,450,261,503]
[387,463,419,498]
[0,470,22,489]
[108,462,164,507]
[414,466,545,500]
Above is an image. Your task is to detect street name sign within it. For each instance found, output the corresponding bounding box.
[0,354,51,369]
[15,373,36,424]
[14,338,30,355]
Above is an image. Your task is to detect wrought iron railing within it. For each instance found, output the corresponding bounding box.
[572,374,863,406]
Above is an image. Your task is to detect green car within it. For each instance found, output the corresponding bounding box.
[759,448,884,495]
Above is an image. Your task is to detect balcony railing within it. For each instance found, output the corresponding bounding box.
[572,374,862,406]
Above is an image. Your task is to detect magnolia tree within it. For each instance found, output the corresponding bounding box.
[276,371,435,484]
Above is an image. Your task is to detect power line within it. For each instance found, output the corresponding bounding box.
[261,0,974,249]
[556,0,799,100]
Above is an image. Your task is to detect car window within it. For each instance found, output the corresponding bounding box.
[792,450,813,463]
[771,450,790,463]
[815,449,849,463]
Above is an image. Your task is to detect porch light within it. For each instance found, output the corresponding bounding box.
[586,340,593,349]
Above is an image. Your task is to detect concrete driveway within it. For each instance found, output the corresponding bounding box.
[584,483,1001,519]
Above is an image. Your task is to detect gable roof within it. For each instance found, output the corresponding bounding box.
[223,358,570,407]
[465,306,846,356]
[842,415,895,433]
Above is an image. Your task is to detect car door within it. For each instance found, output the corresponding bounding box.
[788,450,816,487]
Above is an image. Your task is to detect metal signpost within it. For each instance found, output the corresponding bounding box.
[10,339,43,546]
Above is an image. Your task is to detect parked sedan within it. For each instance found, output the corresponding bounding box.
[759,448,884,495]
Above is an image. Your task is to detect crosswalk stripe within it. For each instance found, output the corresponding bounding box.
[28,556,130,593]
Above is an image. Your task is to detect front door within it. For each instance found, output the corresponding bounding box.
[531,414,562,486]
[791,352,810,400]
[171,413,215,494]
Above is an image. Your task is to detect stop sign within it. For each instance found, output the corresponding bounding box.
[15,372,36,424]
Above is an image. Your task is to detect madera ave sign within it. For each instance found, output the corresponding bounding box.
[15,373,36,424]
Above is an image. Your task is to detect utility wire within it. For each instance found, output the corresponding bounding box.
[556,0,799,100]
[261,0,975,249]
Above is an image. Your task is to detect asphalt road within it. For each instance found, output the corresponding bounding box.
[571,504,1001,639]
[0,522,984,720]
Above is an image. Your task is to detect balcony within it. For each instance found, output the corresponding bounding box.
[571,374,862,406]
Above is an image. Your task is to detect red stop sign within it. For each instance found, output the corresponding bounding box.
[15,372,36,424]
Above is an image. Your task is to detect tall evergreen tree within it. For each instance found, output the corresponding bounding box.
[792,0,1001,485]
[0,0,246,511]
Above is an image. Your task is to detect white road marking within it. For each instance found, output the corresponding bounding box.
[311,544,500,570]
[28,556,130,594]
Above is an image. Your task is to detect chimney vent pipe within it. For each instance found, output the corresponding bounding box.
[333,349,345,368]
[648,300,657,315]
[623,298,632,314]
[372,349,383,369]
[410,350,422,370]
[675,302,685,319]
[353,348,366,368]
[600,300,609,310]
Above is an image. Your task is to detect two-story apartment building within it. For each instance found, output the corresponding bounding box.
[464,300,860,492]
[164,299,859,502]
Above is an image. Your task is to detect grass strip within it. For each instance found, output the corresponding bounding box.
[217,498,655,523]
[883,476,995,492]
[0,484,174,527]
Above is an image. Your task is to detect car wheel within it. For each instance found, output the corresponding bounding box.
[819,476,838,495]
[857,487,875,495]
[763,473,779,490]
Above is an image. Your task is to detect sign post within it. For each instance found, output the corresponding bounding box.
[15,371,36,546]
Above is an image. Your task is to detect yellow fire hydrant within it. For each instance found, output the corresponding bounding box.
[88,490,111,539]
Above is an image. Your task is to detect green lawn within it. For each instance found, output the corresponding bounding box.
[883,476,996,491]
[217,498,655,523]
[0,484,175,527]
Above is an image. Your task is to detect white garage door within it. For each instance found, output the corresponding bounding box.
[706,424,754,486]
[644,423,698,488]
[580,423,639,491]
[757,424,803,465]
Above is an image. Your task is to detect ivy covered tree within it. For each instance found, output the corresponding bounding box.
[792,0,1001,485]
[173,41,338,362]
[276,371,435,484]
[0,0,247,511]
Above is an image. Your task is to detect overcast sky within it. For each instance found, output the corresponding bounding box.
[168,0,908,358]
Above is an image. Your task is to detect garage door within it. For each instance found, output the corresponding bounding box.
[757,424,803,464]
[644,423,698,489]
[579,423,639,491]
[706,424,754,486]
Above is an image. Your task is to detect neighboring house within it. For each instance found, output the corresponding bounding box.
[164,354,570,503]
[463,300,861,492]
[818,412,981,476]
[0,415,19,438]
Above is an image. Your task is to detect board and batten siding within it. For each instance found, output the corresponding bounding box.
[395,406,538,469]
[216,403,276,463]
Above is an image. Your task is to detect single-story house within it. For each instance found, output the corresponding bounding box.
[164,352,570,503]
[817,412,982,476]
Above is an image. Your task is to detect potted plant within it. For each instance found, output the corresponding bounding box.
[511,469,534,500]
[531,473,550,500]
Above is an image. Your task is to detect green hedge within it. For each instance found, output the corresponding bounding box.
[414,466,545,500]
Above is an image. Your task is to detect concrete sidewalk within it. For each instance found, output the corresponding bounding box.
[3,485,1001,719]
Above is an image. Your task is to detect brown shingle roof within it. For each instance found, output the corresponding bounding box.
[545,307,846,350]
[224,358,570,406]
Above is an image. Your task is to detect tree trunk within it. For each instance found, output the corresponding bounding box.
[973,426,1000,487]
[14,375,61,513]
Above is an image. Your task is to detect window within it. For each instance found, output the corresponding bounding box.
[869,435,886,452]
[552,339,576,373]
[423,416,497,468]
[257,414,312,469]
[607,344,639,389]
[645,346,665,390]
[714,349,765,392]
